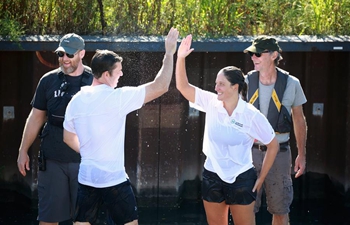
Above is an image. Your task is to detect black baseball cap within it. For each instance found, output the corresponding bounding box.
[244,36,282,53]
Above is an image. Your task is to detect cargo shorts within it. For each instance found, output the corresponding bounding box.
[252,145,293,214]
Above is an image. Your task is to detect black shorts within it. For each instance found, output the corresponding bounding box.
[202,168,257,205]
[74,180,138,225]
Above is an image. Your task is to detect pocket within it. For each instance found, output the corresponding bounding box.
[277,105,292,133]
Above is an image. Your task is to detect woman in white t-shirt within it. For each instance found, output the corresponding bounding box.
[175,34,279,225]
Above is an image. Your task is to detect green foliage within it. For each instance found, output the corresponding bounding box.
[1,0,350,37]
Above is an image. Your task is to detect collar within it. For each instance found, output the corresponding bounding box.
[216,96,245,115]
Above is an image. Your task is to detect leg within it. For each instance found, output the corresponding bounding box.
[229,202,256,225]
[251,147,265,213]
[203,200,229,225]
[37,160,73,223]
[104,180,138,224]
[272,214,289,225]
[68,162,80,219]
[125,220,138,225]
[74,184,102,224]
[264,149,293,222]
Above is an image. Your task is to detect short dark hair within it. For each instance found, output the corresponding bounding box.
[91,50,123,78]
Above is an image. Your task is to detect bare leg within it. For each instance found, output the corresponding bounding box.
[73,222,90,225]
[272,214,289,225]
[125,219,138,225]
[203,200,229,225]
[39,222,59,225]
[229,201,255,225]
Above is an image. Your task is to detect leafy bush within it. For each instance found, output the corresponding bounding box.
[1,0,349,38]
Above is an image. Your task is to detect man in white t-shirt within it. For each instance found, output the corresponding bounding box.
[63,28,179,225]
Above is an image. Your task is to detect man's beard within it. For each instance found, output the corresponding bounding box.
[60,60,78,74]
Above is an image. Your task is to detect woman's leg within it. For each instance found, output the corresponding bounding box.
[229,201,256,225]
[203,200,229,225]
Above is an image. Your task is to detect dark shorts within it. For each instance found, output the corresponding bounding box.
[74,180,138,225]
[201,168,257,205]
[37,160,79,222]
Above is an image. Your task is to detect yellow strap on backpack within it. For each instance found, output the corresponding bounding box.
[249,89,259,105]
[271,89,282,112]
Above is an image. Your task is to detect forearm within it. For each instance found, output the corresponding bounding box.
[175,57,189,90]
[63,129,80,153]
[153,53,174,92]
[293,116,307,156]
[19,112,46,154]
[175,57,195,102]
[259,138,279,180]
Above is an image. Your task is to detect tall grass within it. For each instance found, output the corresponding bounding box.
[1,0,350,38]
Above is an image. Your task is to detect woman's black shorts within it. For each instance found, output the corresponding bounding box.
[202,168,257,205]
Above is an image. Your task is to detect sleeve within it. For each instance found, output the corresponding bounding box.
[113,86,146,116]
[63,100,75,134]
[250,111,276,145]
[31,77,48,110]
[293,78,307,107]
[192,87,217,112]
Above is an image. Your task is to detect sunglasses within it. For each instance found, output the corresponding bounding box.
[56,51,76,58]
[248,50,270,57]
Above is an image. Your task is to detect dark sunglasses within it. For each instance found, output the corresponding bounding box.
[56,51,76,58]
[248,50,270,57]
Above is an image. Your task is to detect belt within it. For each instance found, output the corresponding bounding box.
[253,141,289,152]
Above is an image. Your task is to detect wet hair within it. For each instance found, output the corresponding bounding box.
[91,49,123,79]
[219,66,248,102]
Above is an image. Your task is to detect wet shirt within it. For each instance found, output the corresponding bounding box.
[64,84,145,188]
[193,87,275,183]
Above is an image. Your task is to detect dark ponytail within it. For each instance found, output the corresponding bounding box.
[221,66,248,102]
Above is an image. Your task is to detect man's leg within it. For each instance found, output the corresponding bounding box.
[272,214,289,225]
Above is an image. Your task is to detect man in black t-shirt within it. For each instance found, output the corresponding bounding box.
[17,33,93,225]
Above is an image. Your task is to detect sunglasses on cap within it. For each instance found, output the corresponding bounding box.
[56,51,77,58]
[248,50,270,57]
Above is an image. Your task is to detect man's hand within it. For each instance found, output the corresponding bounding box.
[165,27,179,55]
[294,153,306,178]
[17,151,30,176]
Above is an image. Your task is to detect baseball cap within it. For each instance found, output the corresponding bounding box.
[244,36,282,53]
[55,33,85,55]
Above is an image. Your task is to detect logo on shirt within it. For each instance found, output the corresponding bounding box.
[230,119,243,127]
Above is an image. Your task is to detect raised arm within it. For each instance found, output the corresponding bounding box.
[175,34,196,103]
[143,27,179,104]
[17,108,46,176]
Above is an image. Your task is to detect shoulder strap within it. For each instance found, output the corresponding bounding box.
[82,65,93,86]
[247,71,259,109]
[266,68,288,130]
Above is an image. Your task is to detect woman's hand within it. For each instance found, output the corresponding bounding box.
[177,34,194,59]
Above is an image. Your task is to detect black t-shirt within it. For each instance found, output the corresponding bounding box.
[32,66,93,162]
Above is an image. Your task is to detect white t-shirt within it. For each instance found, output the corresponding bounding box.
[64,84,145,188]
[193,87,275,183]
